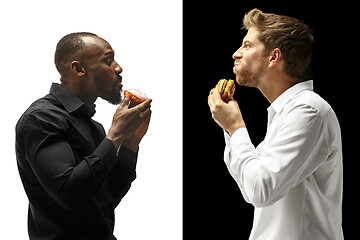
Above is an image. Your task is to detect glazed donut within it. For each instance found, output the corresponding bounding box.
[124,89,148,104]
[216,79,235,103]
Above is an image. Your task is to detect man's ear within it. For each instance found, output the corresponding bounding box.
[71,61,86,77]
[268,48,282,68]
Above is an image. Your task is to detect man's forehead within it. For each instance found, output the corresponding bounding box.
[82,36,113,55]
[243,27,261,43]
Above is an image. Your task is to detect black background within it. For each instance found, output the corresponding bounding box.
[184,1,357,239]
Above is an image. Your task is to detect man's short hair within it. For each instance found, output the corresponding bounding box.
[243,8,314,79]
[54,32,97,75]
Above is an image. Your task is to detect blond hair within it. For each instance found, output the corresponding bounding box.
[243,8,314,79]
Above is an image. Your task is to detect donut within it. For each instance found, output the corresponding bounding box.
[124,89,148,104]
[216,79,235,103]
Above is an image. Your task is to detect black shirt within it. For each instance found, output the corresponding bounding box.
[15,83,138,240]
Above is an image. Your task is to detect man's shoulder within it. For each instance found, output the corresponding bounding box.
[16,94,68,130]
[289,90,332,117]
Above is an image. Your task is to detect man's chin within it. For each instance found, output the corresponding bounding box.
[102,92,123,105]
[235,74,258,88]
[235,75,247,86]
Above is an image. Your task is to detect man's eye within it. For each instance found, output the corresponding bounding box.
[244,44,250,49]
[106,59,113,65]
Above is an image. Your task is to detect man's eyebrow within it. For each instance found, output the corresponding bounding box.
[104,50,114,56]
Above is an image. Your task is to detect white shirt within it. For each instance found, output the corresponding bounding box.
[224,80,343,240]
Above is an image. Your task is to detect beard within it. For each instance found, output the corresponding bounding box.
[104,87,122,105]
[104,78,123,105]
[95,75,123,105]
[234,57,267,88]
[235,64,261,88]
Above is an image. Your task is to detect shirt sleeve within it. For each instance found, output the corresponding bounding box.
[108,145,138,207]
[16,110,119,210]
[224,105,331,208]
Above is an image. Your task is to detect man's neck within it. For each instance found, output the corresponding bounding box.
[60,79,97,107]
[258,74,299,104]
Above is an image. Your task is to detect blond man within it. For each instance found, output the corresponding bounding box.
[208,9,343,240]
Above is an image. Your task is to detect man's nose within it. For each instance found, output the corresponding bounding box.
[232,48,243,59]
[115,61,122,74]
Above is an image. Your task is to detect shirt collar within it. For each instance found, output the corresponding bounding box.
[49,83,96,117]
[269,80,314,114]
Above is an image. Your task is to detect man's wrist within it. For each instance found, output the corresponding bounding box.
[228,121,246,137]
[122,137,140,153]
[105,133,123,151]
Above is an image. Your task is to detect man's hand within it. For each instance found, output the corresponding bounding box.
[122,109,152,152]
[208,88,245,136]
[106,94,152,151]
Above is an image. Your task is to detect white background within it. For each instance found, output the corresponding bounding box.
[0,0,182,239]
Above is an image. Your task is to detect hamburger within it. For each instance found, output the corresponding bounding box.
[216,79,235,103]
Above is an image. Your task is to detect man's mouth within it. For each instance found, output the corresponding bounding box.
[117,74,122,82]
[115,75,123,90]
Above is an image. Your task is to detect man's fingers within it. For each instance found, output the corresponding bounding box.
[209,88,222,102]
[133,99,152,112]
[120,94,131,109]
[208,88,216,108]
[141,108,152,122]
[208,88,224,110]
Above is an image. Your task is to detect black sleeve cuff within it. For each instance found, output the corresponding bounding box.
[86,138,117,171]
[115,145,138,178]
